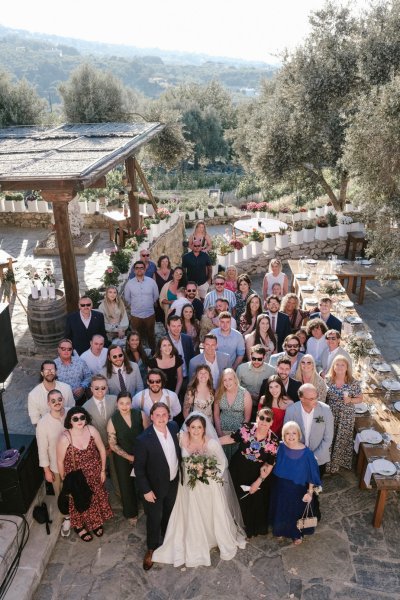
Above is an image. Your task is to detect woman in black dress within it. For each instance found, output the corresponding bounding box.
[148,337,184,395]
[220,407,278,538]
[153,255,173,323]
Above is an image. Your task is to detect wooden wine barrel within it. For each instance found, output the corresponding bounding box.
[27,290,67,351]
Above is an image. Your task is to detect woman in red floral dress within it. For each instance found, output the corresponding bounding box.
[220,407,279,538]
[57,407,113,542]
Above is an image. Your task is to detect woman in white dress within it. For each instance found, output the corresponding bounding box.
[262,258,289,301]
[153,413,246,568]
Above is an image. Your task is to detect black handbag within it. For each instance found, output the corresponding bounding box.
[33,502,52,534]
[58,434,93,514]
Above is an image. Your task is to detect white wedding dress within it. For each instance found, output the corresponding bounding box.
[153,438,246,568]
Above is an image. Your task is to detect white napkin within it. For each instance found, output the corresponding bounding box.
[353,433,362,453]
[364,462,375,488]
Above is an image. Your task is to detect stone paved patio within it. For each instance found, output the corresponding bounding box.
[0,227,399,599]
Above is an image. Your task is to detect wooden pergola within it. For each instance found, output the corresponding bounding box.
[0,122,164,312]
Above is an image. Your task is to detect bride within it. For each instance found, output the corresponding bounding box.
[153,412,246,568]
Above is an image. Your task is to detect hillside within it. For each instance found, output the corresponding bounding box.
[0,24,277,101]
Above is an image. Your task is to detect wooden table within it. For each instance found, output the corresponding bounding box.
[0,249,17,298]
[354,396,400,527]
[103,210,131,248]
[334,261,378,304]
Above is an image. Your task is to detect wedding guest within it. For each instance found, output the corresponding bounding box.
[129,249,157,279]
[221,407,279,538]
[188,333,230,388]
[245,314,276,362]
[281,293,309,333]
[132,369,181,421]
[125,331,150,386]
[235,274,255,322]
[184,282,204,321]
[269,421,321,545]
[269,334,303,375]
[55,339,92,406]
[295,328,308,353]
[294,354,327,403]
[325,356,362,474]
[28,360,74,425]
[169,287,189,318]
[214,368,252,461]
[124,260,159,352]
[101,345,143,397]
[210,312,245,369]
[204,273,236,313]
[107,392,146,525]
[57,407,113,542]
[305,318,328,369]
[182,243,212,300]
[258,374,293,438]
[236,345,274,420]
[239,293,262,335]
[262,258,289,301]
[225,266,238,292]
[183,365,215,420]
[153,255,173,322]
[97,286,129,342]
[309,297,342,332]
[264,295,291,353]
[80,335,108,375]
[181,303,200,353]
[64,296,109,356]
[188,220,212,252]
[159,266,185,323]
[148,337,184,396]
[320,330,352,378]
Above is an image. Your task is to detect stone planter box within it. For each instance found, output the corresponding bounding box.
[207,208,215,218]
[328,225,339,239]
[216,207,225,217]
[14,201,26,212]
[339,224,349,237]
[251,241,263,256]
[37,200,49,213]
[276,234,289,249]
[242,245,252,260]
[4,200,15,212]
[0,197,4,212]
[291,230,304,245]
[27,200,38,212]
[303,228,316,243]
[196,209,204,220]
[315,226,328,241]
[316,207,324,217]
[151,223,160,238]
[324,205,335,215]
[263,236,275,252]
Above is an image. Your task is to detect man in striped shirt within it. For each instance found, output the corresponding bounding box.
[203,273,236,315]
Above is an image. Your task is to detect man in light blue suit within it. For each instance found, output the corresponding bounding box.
[188,334,230,388]
[284,383,333,520]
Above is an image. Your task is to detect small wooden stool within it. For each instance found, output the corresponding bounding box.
[344,231,367,261]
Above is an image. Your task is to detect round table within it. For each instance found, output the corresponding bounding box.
[233,217,288,234]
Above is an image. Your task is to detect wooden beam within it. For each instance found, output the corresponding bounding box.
[133,158,158,211]
[51,199,80,313]
[125,156,139,231]
[86,176,107,189]
[0,179,80,192]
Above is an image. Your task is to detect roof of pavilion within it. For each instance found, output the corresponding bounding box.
[0,122,164,191]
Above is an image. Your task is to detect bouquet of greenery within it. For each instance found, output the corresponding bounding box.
[346,336,374,360]
[183,454,224,490]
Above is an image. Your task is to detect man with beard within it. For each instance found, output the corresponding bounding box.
[259,356,301,404]
[28,360,75,425]
[268,334,304,376]
[264,295,291,352]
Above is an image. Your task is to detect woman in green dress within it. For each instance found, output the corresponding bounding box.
[107,392,146,525]
[213,368,252,462]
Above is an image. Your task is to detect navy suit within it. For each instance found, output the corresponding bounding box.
[135,421,181,549]
[267,311,291,352]
[309,311,342,333]
[167,333,197,373]
[64,310,109,355]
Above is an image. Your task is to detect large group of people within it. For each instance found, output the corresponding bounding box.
[32,219,362,571]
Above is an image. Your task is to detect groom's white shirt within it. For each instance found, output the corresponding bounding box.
[154,425,179,480]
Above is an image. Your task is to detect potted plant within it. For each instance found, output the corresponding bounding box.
[292,209,302,222]
[196,207,205,220]
[230,239,244,263]
[187,209,196,221]
[216,203,225,217]
[338,215,352,237]
[102,266,121,287]
[324,201,335,215]
[241,236,252,259]
[326,211,339,238]
[344,200,354,212]
[248,229,265,256]
[217,241,234,268]
[110,248,133,274]
[315,217,329,241]
[299,207,308,221]
[291,222,304,245]
[262,233,275,253]
[87,196,98,214]
[303,221,316,242]
[226,204,236,216]
[315,205,324,217]
[307,206,316,219]
[276,226,289,249]
[207,204,215,218]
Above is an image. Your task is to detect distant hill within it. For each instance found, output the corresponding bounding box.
[0,24,277,102]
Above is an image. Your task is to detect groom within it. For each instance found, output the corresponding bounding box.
[135,402,181,571]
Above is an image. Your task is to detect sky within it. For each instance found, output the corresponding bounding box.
[1,0,371,63]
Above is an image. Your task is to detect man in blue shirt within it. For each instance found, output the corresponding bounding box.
[124,260,159,352]
[210,311,245,370]
[203,273,236,314]
[129,249,157,279]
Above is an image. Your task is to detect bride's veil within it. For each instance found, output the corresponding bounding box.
[181,412,245,530]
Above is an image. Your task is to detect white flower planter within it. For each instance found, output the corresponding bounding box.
[324,205,335,215]
[207,208,214,218]
[87,201,97,214]
[196,209,204,220]
[79,201,88,214]
[216,207,225,217]
[217,254,228,268]
[316,207,324,217]
[307,209,316,219]
[234,248,244,263]
[291,230,304,245]
[146,205,155,217]
[328,225,339,239]
[303,228,316,243]
[315,227,328,241]
[37,200,49,213]
[263,236,275,253]
[4,200,15,212]
[0,197,4,212]
[188,211,196,221]
[14,201,26,212]
[344,203,354,212]
[27,200,38,212]
[276,234,289,249]
[48,285,56,299]
[292,212,302,222]
[300,212,308,221]
[150,223,159,238]
[251,241,263,256]
[339,224,349,237]
[242,245,251,260]
[350,222,363,232]
[227,206,235,216]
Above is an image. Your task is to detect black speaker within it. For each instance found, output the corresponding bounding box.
[0,434,43,513]
[0,303,18,383]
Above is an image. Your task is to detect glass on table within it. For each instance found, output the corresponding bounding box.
[355,256,362,266]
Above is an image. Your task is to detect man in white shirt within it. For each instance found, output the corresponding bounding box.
[135,402,180,571]
[320,330,352,378]
[132,369,181,421]
[28,360,75,425]
[80,335,108,374]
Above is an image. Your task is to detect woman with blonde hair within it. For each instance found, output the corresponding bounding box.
[325,356,362,474]
[188,220,212,253]
[214,368,252,461]
[183,365,214,420]
[294,354,327,403]
[97,286,129,342]
[225,266,238,292]
[281,293,309,333]
[262,258,289,301]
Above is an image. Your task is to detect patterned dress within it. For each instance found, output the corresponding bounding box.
[220,386,246,461]
[64,435,113,530]
[183,390,214,420]
[234,289,255,322]
[325,379,362,472]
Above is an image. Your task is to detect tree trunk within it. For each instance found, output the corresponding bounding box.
[338,170,349,210]
[303,166,341,211]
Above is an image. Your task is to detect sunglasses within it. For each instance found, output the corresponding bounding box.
[59,347,72,351]
[186,289,196,293]
[148,379,161,384]
[71,415,86,423]
[215,282,225,286]
[141,253,150,257]
[326,337,338,340]
[93,386,107,391]
[286,345,300,349]
[80,303,91,307]
[258,415,272,422]
[135,266,145,270]
[50,397,63,404]
[251,357,263,362]
[111,353,124,359]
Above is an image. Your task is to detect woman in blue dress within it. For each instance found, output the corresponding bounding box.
[268,420,321,545]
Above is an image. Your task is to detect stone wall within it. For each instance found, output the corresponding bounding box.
[148,215,185,266]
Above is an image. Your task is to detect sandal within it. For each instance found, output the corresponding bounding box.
[75,527,93,542]
[61,517,71,538]
[92,526,104,537]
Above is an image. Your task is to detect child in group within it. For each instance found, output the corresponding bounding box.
[295,328,308,353]
[199,306,217,341]
[225,266,238,292]
[271,282,282,298]
[168,287,188,317]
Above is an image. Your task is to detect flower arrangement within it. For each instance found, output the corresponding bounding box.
[346,337,375,360]
[245,201,269,213]
[218,241,234,255]
[156,207,171,220]
[229,239,244,250]
[319,282,344,296]
[132,227,148,244]
[42,268,56,285]
[299,207,307,213]
[339,215,353,225]
[304,221,316,229]
[102,266,120,287]
[23,264,55,286]
[248,229,265,242]
[182,455,223,490]
[314,416,325,423]
[293,222,303,232]
[316,217,328,228]
[124,237,139,251]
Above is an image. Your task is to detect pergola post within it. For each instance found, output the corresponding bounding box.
[125,156,139,231]
[42,191,80,313]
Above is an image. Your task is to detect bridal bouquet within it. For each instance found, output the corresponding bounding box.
[183,455,224,490]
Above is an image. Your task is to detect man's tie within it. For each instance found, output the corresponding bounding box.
[118,368,127,393]
[271,315,276,333]
[99,400,106,420]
